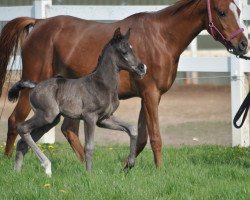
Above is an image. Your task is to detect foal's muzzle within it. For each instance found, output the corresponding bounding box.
[134,63,147,79]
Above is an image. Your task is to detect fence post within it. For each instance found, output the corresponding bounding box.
[231,55,250,147]
[230,0,250,147]
[190,38,198,84]
[33,0,52,18]
[33,0,55,144]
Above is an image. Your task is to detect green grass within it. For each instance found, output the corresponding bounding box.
[0,143,250,200]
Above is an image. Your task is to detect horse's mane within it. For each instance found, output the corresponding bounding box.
[168,0,202,15]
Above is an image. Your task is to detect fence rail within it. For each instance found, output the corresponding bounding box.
[1,0,250,146]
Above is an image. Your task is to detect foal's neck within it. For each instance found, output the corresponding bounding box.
[157,0,206,57]
[90,45,119,91]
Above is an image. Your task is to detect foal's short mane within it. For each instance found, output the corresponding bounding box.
[93,34,125,73]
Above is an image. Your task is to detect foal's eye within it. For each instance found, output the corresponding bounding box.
[218,10,226,17]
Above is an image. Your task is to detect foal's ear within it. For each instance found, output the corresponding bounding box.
[125,28,131,40]
[113,27,122,40]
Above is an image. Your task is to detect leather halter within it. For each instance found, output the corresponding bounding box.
[207,0,244,45]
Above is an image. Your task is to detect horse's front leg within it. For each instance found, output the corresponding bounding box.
[141,88,162,168]
[5,89,31,158]
[61,118,84,162]
[135,103,148,157]
[97,116,138,171]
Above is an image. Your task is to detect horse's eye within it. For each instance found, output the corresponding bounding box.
[218,11,226,17]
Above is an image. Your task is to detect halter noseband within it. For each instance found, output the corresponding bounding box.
[207,0,244,45]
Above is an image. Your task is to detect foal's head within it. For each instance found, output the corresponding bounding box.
[204,0,248,55]
[110,28,147,78]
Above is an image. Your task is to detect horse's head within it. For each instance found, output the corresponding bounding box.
[205,0,248,56]
[110,27,147,79]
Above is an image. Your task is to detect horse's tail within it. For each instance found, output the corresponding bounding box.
[8,80,37,103]
[0,17,37,96]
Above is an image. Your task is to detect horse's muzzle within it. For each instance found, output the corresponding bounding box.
[238,39,248,54]
[231,38,249,56]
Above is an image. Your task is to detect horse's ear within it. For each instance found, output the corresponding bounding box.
[113,27,122,40]
[125,28,131,40]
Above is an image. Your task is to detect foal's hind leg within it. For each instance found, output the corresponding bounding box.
[97,116,138,171]
[15,116,60,172]
[16,113,59,177]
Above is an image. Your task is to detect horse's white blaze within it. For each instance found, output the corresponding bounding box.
[229,2,248,38]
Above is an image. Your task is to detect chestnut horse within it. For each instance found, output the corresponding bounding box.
[0,0,248,167]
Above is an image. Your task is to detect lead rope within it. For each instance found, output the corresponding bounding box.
[239,55,250,60]
[233,91,250,128]
[233,54,250,128]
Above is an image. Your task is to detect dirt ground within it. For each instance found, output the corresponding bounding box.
[0,84,232,147]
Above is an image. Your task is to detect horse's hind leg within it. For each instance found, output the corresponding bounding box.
[15,116,60,172]
[5,89,31,158]
[61,118,84,162]
[97,116,138,171]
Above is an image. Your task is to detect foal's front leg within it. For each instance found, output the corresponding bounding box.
[84,117,96,171]
[97,116,138,171]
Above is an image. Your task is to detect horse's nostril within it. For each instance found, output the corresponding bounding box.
[239,40,248,51]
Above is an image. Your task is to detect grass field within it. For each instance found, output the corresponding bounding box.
[0,143,249,200]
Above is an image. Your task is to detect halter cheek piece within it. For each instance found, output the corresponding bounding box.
[207,0,244,45]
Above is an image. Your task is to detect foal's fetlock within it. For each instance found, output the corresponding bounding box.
[41,160,52,177]
[15,152,24,172]
[123,157,135,173]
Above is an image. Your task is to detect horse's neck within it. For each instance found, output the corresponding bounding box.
[156,1,206,57]
[90,49,119,91]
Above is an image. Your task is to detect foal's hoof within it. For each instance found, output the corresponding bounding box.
[14,166,21,173]
[42,161,52,177]
[14,162,22,172]
[46,171,52,178]
[123,159,135,174]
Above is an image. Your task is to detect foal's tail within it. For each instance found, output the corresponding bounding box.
[8,80,37,103]
[0,17,37,96]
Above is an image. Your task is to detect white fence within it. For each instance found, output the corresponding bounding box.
[0,0,250,146]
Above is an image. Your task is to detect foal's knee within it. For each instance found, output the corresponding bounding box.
[16,123,28,136]
[129,125,138,139]
[84,144,94,155]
